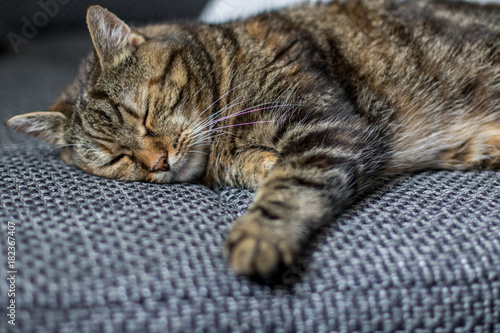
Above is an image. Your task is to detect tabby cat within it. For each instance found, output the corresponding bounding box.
[6,0,500,281]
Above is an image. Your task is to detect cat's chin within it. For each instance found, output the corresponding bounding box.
[168,152,207,183]
[149,169,199,184]
[149,172,174,184]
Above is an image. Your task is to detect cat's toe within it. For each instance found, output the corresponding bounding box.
[225,218,295,279]
[227,233,280,276]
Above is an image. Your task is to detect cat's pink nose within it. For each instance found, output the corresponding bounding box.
[152,155,170,172]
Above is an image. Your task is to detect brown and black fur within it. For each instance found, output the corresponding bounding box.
[6,0,500,280]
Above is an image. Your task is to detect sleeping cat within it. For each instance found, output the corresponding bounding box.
[6,0,500,281]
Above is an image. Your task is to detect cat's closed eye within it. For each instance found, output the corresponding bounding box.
[108,154,130,166]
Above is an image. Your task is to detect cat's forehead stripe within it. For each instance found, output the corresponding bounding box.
[149,48,184,87]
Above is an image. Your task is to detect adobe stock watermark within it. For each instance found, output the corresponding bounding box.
[6,222,17,326]
[7,0,71,54]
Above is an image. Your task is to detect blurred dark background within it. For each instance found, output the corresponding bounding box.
[0,0,210,54]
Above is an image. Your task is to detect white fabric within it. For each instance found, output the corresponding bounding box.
[201,0,499,23]
[201,0,328,23]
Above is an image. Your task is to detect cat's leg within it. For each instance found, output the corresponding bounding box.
[386,118,500,174]
[225,118,388,279]
[438,123,500,170]
[218,148,278,189]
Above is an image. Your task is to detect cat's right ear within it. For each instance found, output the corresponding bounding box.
[5,112,67,146]
[86,5,145,69]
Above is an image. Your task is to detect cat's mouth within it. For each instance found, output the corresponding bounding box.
[148,150,207,183]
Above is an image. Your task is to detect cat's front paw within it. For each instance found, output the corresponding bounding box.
[225,216,296,280]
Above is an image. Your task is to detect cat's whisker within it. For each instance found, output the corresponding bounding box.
[187,132,232,148]
[189,102,287,143]
[190,125,237,142]
[187,150,210,156]
[207,103,298,126]
[187,81,250,129]
[209,120,273,132]
[192,101,288,136]
[190,94,263,130]
[49,144,90,153]
[191,84,205,100]
[186,137,227,152]
[190,95,249,134]
[190,109,279,144]
[197,101,275,128]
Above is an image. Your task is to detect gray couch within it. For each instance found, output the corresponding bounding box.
[1,1,500,332]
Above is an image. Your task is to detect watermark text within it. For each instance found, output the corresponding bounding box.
[7,0,71,53]
[6,222,17,326]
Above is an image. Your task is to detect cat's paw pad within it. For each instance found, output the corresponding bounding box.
[225,219,295,279]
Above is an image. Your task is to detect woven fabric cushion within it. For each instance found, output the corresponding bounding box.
[1,3,500,332]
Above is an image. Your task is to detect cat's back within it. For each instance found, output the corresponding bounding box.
[230,0,500,173]
[279,0,500,61]
[232,0,499,111]
[230,0,499,81]
[280,0,500,119]
[283,0,500,32]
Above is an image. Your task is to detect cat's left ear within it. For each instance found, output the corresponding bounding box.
[86,5,145,69]
[5,112,68,146]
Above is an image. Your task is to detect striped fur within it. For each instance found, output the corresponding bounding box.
[6,1,500,280]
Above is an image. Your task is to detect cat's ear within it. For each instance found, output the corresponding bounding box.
[5,112,67,146]
[86,5,145,69]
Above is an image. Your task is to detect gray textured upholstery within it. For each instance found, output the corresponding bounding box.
[1,7,500,333]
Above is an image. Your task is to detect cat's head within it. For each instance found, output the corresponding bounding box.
[6,6,217,183]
